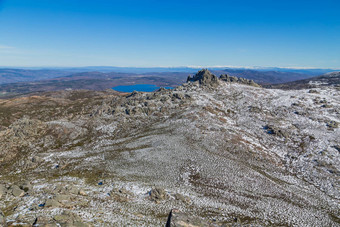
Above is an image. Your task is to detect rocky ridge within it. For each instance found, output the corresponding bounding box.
[0,70,339,226]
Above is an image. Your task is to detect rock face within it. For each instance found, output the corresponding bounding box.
[187,69,219,87]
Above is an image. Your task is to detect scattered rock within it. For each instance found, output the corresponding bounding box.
[20,181,32,192]
[110,188,133,202]
[69,186,79,195]
[45,198,62,208]
[166,209,212,227]
[249,106,261,113]
[174,193,191,204]
[327,121,339,129]
[53,211,89,226]
[79,189,87,196]
[12,185,25,197]
[333,145,340,152]
[0,184,7,199]
[149,187,169,203]
[264,125,289,138]
[309,89,320,94]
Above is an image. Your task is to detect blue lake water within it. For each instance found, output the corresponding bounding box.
[112,84,173,92]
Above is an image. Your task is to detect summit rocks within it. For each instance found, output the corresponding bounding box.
[187,69,220,87]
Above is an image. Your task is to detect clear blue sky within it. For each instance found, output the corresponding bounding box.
[0,0,339,68]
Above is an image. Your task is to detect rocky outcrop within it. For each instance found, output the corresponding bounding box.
[220,74,261,87]
[166,209,219,227]
[187,69,219,87]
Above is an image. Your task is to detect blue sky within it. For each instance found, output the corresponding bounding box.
[0,0,339,68]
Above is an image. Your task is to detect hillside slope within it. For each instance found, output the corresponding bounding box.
[266,71,340,90]
[0,70,339,226]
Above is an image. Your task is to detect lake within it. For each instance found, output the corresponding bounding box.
[112,84,173,92]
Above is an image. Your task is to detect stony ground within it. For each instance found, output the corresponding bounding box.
[0,70,339,226]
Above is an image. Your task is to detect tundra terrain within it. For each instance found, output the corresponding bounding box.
[0,70,339,226]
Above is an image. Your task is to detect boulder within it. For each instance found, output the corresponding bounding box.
[20,181,32,192]
[12,185,25,197]
[45,198,62,208]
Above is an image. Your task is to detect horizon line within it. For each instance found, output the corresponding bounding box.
[0,65,339,70]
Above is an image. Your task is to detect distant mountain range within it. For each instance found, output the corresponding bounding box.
[0,66,338,85]
[0,69,72,85]
[0,67,339,98]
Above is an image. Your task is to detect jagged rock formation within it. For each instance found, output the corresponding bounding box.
[187,69,220,87]
[0,70,339,226]
[220,74,261,87]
